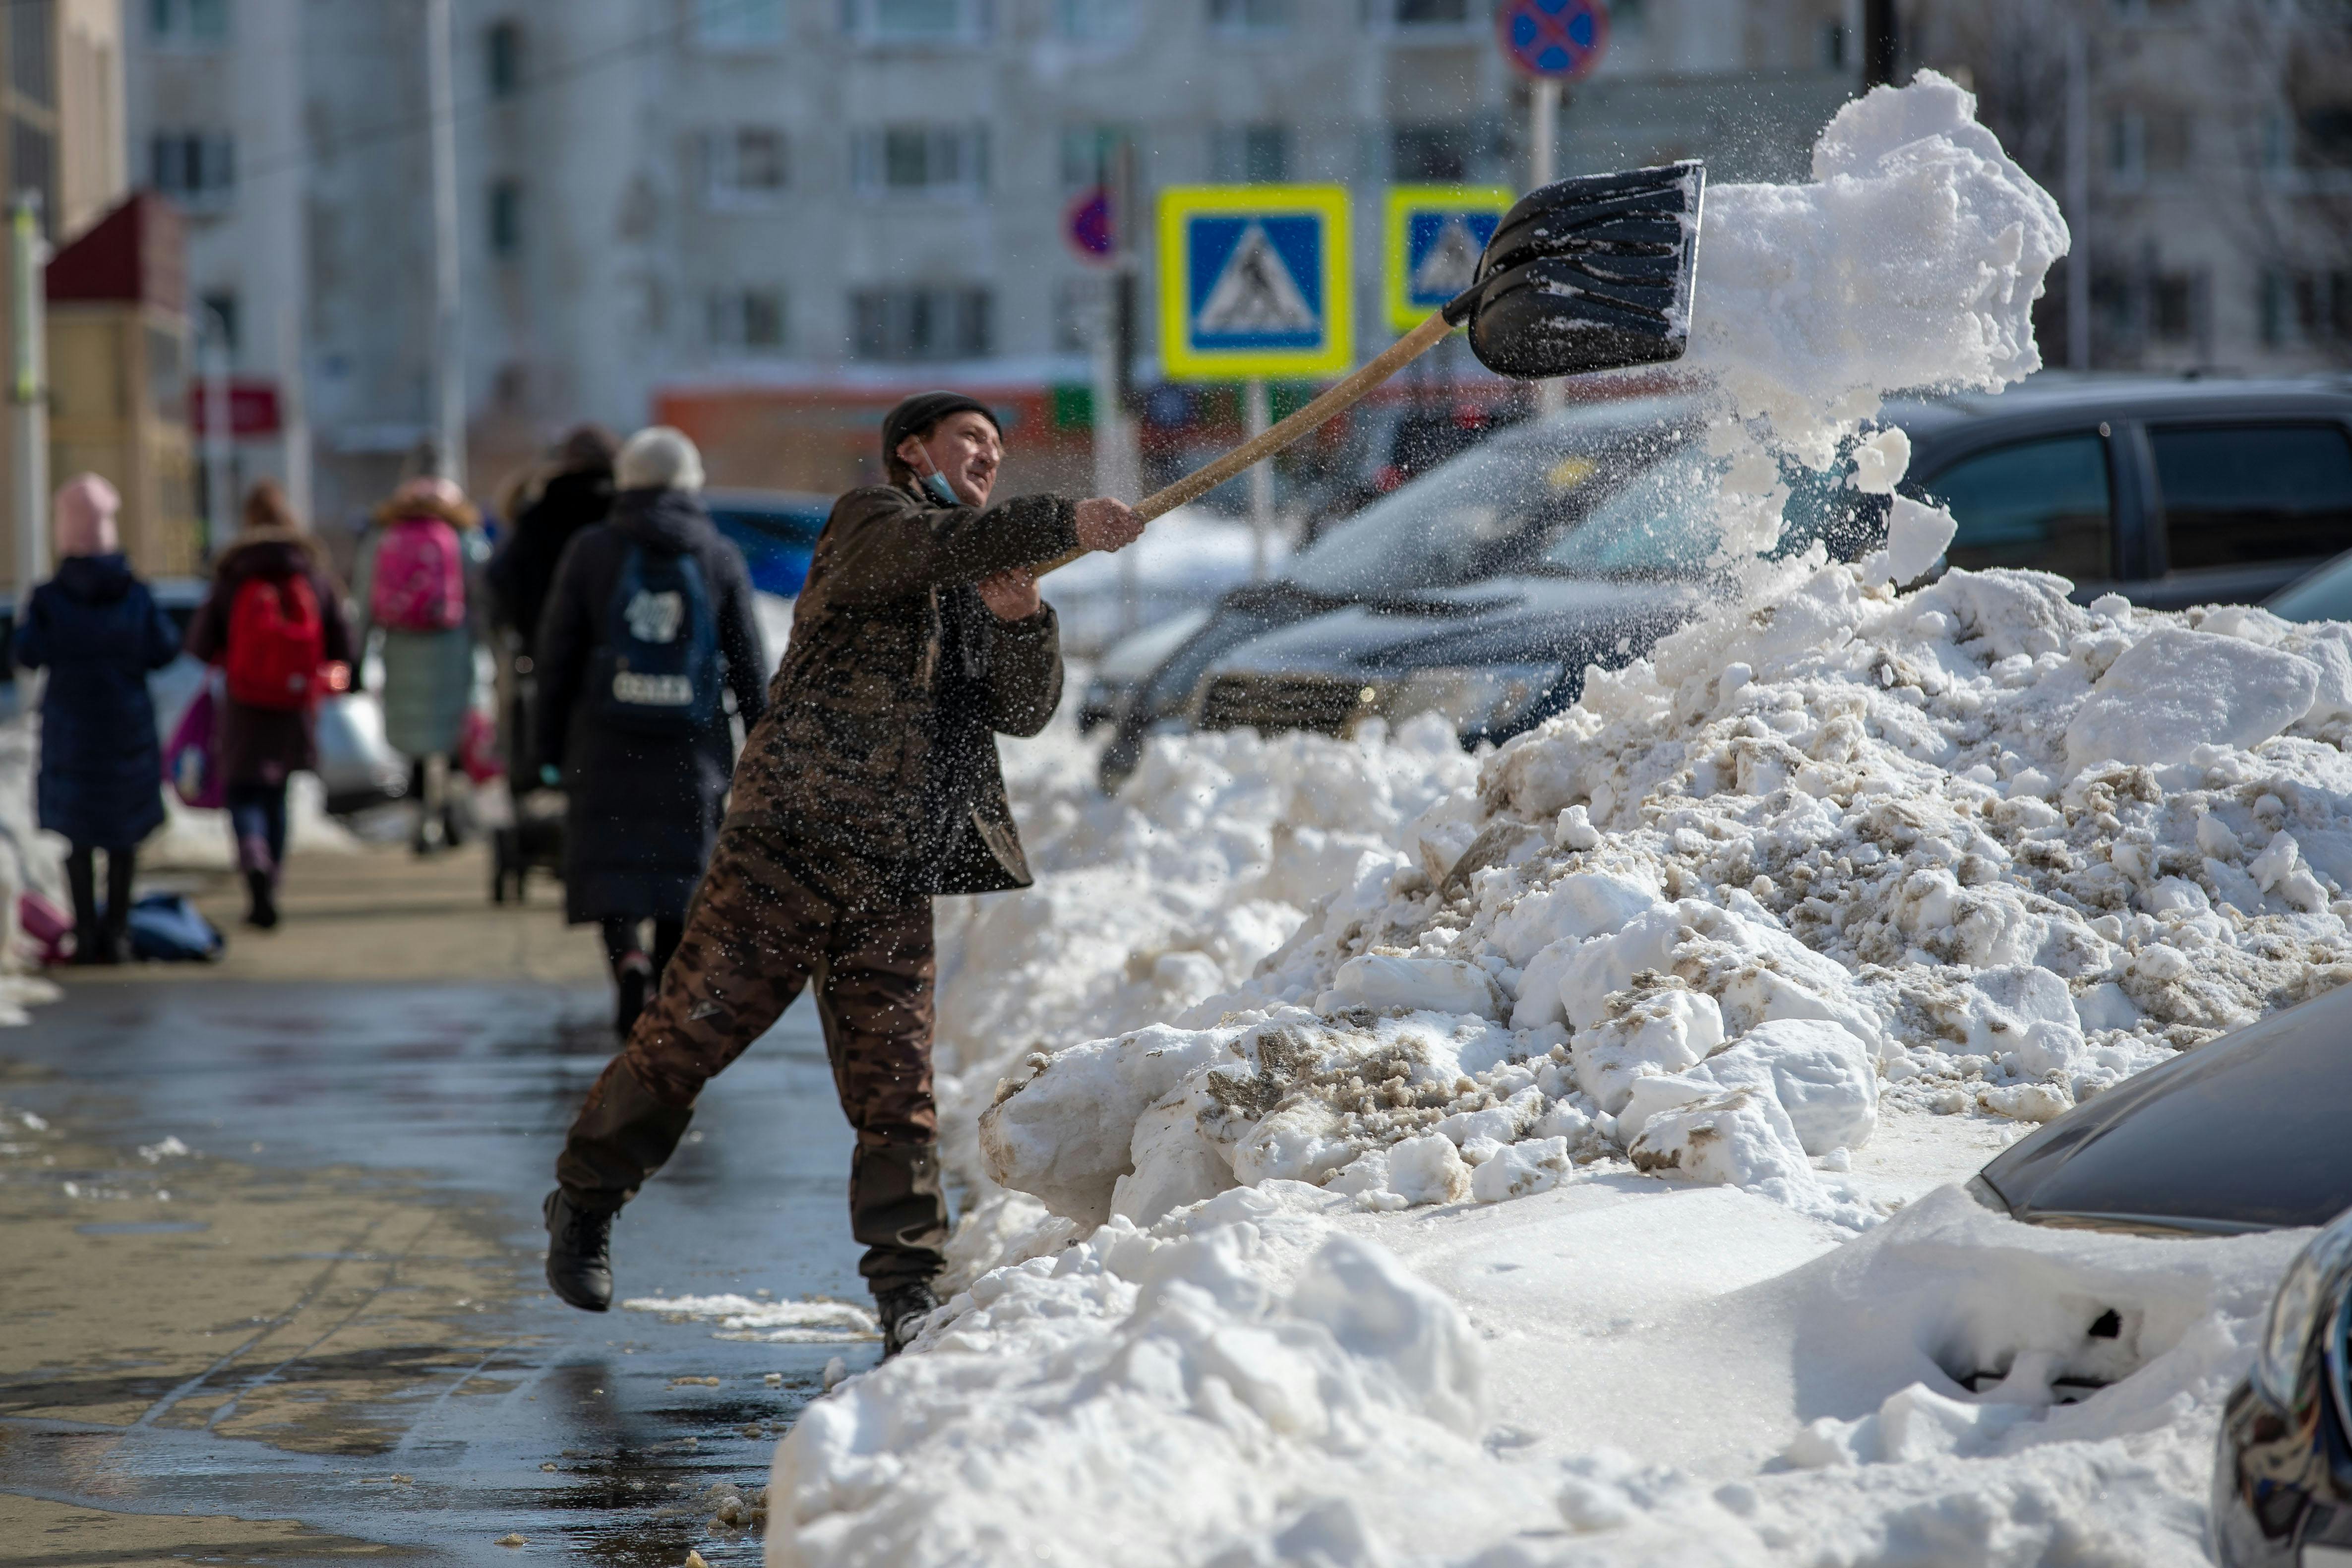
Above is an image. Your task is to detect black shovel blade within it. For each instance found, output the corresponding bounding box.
[1451,160,1705,381]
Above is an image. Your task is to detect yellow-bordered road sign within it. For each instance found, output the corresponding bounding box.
[1158,184,1351,381]
[1384,185,1515,332]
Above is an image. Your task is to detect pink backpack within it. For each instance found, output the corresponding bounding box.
[370,516,466,631]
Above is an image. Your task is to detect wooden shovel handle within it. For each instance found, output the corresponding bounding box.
[1031,309,1458,578]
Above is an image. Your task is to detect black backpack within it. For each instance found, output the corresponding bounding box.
[594,544,721,733]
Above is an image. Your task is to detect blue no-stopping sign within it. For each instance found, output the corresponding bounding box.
[1498,0,1608,81]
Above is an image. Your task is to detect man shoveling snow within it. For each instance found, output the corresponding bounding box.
[543,393,1144,1353]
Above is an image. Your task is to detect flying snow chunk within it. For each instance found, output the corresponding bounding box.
[1882,496,1958,588]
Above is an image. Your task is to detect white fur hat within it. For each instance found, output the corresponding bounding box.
[615,425,706,493]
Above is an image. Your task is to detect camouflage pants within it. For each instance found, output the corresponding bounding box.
[554,824,947,1292]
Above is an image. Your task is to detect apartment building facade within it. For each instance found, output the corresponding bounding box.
[129,0,1866,519]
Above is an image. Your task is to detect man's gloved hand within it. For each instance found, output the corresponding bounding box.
[1073,497,1145,555]
[539,764,561,789]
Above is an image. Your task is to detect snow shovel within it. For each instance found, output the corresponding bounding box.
[1034,159,1704,573]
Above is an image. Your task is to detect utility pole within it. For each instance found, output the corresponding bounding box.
[1529,79,1565,419]
[11,192,48,604]
[2065,21,2092,370]
[202,305,234,554]
[424,0,466,487]
[1090,137,1143,630]
[1862,0,1899,90]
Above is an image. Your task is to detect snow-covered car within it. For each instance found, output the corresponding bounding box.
[1960,977,2352,1565]
[1095,373,2352,792]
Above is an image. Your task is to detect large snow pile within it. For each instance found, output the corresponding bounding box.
[767,75,2334,1568]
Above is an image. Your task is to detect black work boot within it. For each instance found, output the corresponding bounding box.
[543,1189,614,1312]
[611,951,653,1039]
[244,870,279,930]
[873,1279,940,1359]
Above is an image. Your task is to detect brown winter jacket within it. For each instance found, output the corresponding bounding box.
[726,480,1075,901]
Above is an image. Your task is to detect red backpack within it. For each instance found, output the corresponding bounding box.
[369,516,466,631]
[225,573,327,710]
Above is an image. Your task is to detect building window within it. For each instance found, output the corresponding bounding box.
[695,0,787,48]
[149,0,228,44]
[150,131,235,206]
[851,125,987,194]
[2301,103,2352,171]
[487,20,522,97]
[1388,0,1473,26]
[1060,123,1134,188]
[1391,122,1484,181]
[1209,0,1292,34]
[2144,111,2192,177]
[2151,272,2196,342]
[709,288,787,350]
[1818,19,1846,69]
[1056,0,1137,38]
[1054,275,1106,352]
[489,178,523,257]
[2107,111,2144,188]
[11,0,52,107]
[851,286,992,361]
[1209,123,1288,182]
[706,126,789,204]
[844,0,990,41]
[198,290,238,357]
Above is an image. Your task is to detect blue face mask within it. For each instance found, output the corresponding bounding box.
[920,471,959,507]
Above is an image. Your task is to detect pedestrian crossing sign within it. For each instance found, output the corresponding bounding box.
[1385,185,1513,331]
[1158,184,1352,381]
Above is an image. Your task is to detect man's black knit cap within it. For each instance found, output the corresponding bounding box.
[881,392,1001,470]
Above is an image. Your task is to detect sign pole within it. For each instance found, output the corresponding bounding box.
[10,192,47,605]
[1244,377,1271,581]
[203,307,234,556]
[1530,80,1566,419]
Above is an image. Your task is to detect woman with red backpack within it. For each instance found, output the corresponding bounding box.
[353,476,488,855]
[184,482,358,929]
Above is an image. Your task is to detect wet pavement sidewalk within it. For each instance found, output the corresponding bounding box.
[0,972,872,1566]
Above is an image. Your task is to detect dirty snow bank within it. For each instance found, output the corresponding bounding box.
[768,74,2330,1568]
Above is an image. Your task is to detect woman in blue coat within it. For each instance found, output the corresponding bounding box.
[12,475,181,963]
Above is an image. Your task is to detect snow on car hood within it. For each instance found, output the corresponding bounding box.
[766,74,2321,1568]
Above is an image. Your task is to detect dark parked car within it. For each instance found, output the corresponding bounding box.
[1957,979,2352,1566]
[1095,373,2352,790]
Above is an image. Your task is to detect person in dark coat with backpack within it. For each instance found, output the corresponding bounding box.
[11,475,181,963]
[185,482,358,930]
[488,426,617,784]
[534,427,768,1036]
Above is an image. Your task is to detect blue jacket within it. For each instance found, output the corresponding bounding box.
[14,553,181,848]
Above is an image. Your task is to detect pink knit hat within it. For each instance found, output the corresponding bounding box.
[54,474,121,558]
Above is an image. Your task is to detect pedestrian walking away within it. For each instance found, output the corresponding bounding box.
[489,425,617,786]
[543,390,1146,1353]
[11,475,182,964]
[183,482,358,931]
[533,426,767,1038]
[354,475,488,855]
